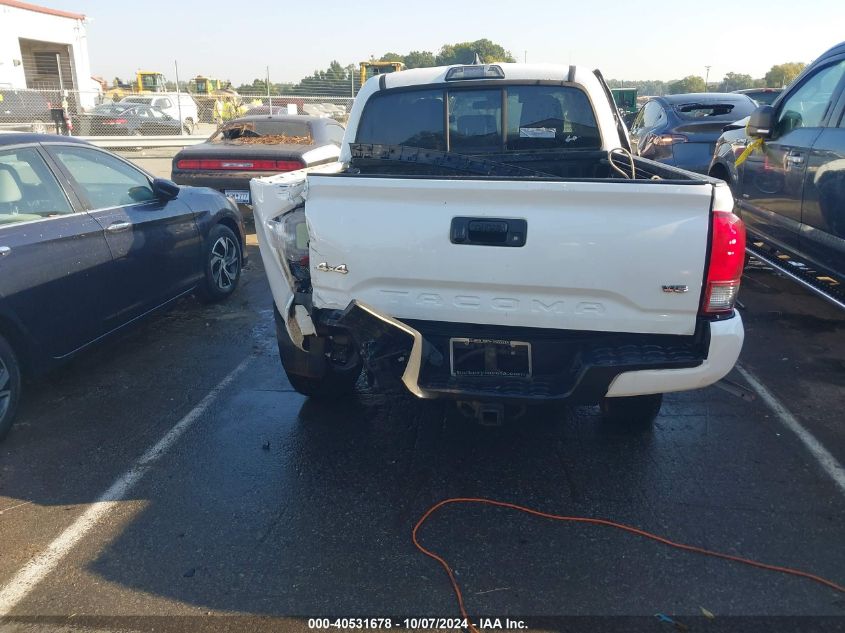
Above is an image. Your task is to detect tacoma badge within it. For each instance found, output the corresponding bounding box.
[661,285,689,293]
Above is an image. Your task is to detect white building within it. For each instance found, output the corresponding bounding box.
[0,0,98,109]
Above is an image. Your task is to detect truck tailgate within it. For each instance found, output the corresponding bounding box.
[305,176,714,336]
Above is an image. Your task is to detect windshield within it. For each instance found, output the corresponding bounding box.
[210,120,313,144]
[674,101,756,121]
[356,85,601,152]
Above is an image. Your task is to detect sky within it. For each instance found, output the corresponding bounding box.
[44,0,845,86]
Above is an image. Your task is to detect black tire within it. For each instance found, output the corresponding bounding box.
[600,393,663,426]
[286,370,360,399]
[0,334,22,442]
[198,224,241,302]
[275,307,361,399]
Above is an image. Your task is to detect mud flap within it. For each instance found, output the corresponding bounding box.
[274,304,327,378]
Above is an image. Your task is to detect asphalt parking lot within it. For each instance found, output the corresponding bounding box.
[0,215,843,632]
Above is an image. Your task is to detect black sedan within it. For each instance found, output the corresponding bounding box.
[0,134,246,440]
[74,103,183,136]
[629,93,757,174]
[171,115,345,215]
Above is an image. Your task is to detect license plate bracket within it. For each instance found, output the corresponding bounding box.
[449,338,532,378]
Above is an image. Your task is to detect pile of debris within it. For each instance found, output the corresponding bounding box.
[224,135,313,145]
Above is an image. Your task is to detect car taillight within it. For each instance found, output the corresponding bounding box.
[652,133,688,146]
[700,210,746,315]
[104,118,127,125]
[175,159,304,171]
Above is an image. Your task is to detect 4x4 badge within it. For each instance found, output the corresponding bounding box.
[317,262,349,274]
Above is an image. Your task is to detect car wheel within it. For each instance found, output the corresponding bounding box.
[183,118,195,135]
[30,120,47,134]
[600,393,663,426]
[198,224,241,302]
[0,334,22,442]
[275,306,361,399]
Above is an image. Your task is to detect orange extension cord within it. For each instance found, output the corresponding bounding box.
[412,498,845,632]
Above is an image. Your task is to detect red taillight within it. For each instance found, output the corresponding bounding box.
[652,133,688,146]
[700,210,746,315]
[104,118,127,125]
[175,159,304,171]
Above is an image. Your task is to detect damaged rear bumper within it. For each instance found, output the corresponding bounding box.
[313,300,742,403]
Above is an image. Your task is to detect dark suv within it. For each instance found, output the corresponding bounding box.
[0,90,51,134]
[709,42,845,280]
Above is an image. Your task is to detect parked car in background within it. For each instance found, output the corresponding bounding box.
[0,89,51,134]
[171,115,345,217]
[74,102,183,136]
[710,41,845,281]
[120,93,199,134]
[732,87,784,106]
[0,134,246,440]
[629,93,757,173]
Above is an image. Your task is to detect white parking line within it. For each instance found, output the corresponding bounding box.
[0,357,252,615]
[737,364,845,497]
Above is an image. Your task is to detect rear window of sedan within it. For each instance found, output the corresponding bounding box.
[674,100,756,121]
[92,103,134,115]
[210,120,313,144]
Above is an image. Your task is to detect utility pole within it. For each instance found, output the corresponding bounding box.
[174,60,183,135]
[705,65,711,92]
[524,50,527,63]
[266,66,272,115]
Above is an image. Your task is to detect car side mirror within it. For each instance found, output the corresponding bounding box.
[152,177,180,201]
[747,105,774,139]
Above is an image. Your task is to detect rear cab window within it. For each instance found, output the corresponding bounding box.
[356,84,601,152]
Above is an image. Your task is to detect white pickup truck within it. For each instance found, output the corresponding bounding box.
[251,63,746,425]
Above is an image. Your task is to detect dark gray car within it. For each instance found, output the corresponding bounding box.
[629,93,757,174]
[171,115,345,215]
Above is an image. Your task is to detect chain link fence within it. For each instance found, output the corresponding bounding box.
[1,87,355,138]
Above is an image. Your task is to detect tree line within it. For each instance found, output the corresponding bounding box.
[228,38,806,97]
[233,39,515,95]
[608,62,806,95]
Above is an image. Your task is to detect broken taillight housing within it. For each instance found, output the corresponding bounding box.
[700,210,746,315]
[268,207,310,283]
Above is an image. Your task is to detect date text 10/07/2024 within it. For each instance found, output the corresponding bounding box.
[307,618,528,630]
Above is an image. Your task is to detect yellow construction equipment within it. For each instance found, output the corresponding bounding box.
[359,61,405,86]
[99,71,166,103]
[135,71,167,93]
[189,75,243,123]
